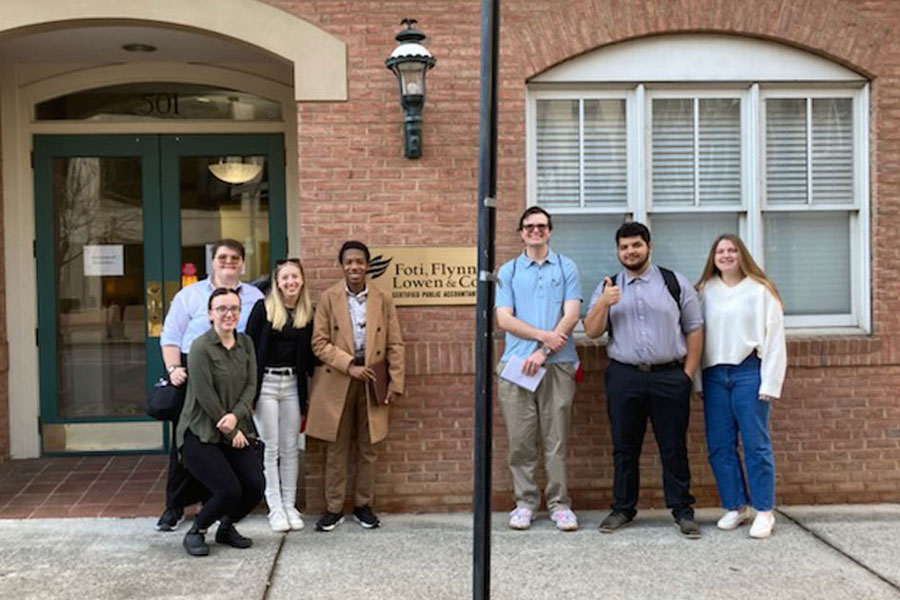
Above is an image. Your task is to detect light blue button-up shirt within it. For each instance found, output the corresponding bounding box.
[495,249,582,364]
[160,277,264,353]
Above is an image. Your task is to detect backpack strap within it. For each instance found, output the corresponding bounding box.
[658,267,682,308]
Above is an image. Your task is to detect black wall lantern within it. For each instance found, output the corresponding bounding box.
[385,19,436,159]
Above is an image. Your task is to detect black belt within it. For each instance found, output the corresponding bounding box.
[612,359,683,373]
[264,366,296,375]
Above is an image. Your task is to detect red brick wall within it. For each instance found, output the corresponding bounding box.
[277,1,900,510]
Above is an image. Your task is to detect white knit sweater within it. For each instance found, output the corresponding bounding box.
[698,276,787,398]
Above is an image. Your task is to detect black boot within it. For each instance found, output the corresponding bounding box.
[215,517,252,549]
[183,523,209,557]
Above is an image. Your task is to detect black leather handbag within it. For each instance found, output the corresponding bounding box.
[146,377,186,421]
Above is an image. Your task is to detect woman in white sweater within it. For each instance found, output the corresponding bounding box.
[696,234,786,539]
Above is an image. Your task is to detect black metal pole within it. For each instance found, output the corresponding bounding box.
[473,0,500,599]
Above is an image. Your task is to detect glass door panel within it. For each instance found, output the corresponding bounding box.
[34,135,164,453]
[179,155,270,281]
[160,135,286,291]
[52,156,146,417]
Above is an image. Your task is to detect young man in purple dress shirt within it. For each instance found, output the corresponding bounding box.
[584,222,704,539]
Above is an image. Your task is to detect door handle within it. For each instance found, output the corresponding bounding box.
[146,281,163,337]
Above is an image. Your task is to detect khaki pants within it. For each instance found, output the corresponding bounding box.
[324,379,376,513]
[498,361,577,513]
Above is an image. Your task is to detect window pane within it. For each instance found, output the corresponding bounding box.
[764,211,851,315]
[698,98,741,206]
[812,98,853,205]
[550,214,628,316]
[649,213,740,283]
[583,99,627,208]
[536,100,580,207]
[766,98,808,205]
[652,99,694,206]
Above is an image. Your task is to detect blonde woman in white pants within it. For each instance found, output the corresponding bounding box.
[246,259,315,532]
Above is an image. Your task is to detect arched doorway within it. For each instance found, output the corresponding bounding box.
[0,4,347,457]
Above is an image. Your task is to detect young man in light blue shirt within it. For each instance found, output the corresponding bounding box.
[495,207,582,531]
[156,239,264,532]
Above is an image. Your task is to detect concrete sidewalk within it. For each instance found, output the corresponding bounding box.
[1,505,899,600]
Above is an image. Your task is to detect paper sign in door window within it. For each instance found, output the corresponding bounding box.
[83,245,124,276]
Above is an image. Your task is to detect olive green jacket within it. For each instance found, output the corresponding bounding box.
[176,328,258,448]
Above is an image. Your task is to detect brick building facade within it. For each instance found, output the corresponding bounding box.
[1,0,899,514]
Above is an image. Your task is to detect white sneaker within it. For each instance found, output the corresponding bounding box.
[716,507,752,530]
[267,507,290,533]
[284,506,305,531]
[508,507,534,530]
[550,508,579,531]
[749,511,775,539]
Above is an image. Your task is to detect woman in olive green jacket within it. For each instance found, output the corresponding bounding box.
[178,287,264,557]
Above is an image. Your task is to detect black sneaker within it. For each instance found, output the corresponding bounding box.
[353,505,381,529]
[675,517,701,539]
[215,521,252,549]
[156,507,184,532]
[598,511,633,533]
[182,530,209,557]
[315,511,345,532]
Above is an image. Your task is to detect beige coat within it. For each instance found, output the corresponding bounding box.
[305,281,405,444]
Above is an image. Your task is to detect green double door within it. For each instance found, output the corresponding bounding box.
[34,134,286,454]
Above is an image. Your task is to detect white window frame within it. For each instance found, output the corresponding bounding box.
[527,82,870,334]
[526,88,635,217]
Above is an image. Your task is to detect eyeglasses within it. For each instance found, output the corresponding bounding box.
[215,254,242,264]
[522,223,549,232]
[212,305,241,315]
[276,258,302,266]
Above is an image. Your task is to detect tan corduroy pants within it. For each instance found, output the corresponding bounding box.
[497,361,577,513]
[324,379,376,513]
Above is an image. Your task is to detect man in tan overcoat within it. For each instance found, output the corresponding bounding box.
[306,240,404,531]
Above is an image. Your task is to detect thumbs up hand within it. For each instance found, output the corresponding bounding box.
[601,277,622,307]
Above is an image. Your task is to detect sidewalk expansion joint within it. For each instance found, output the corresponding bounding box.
[260,532,287,600]
[776,508,900,593]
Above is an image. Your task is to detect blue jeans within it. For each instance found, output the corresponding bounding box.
[702,355,775,511]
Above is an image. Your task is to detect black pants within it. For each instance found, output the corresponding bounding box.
[165,417,209,510]
[182,431,265,530]
[165,353,209,511]
[605,360,695,520]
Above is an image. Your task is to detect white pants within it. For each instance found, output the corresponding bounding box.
[254,372,301,511]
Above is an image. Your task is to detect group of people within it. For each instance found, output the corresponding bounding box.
[156,239,404,557]
[497,208,786,539]
[153,205,785,556]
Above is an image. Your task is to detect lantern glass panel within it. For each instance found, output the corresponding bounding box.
[397,61,427,97]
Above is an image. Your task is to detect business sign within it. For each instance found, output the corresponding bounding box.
[368,246,477,306]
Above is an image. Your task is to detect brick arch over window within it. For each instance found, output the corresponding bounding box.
[511,0,889,80]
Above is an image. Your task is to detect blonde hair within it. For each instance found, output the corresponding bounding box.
[696,234,784,307]
[265,260,313,330]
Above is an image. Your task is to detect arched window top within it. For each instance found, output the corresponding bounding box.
[530,34,864,84]
[35,83,282,121]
